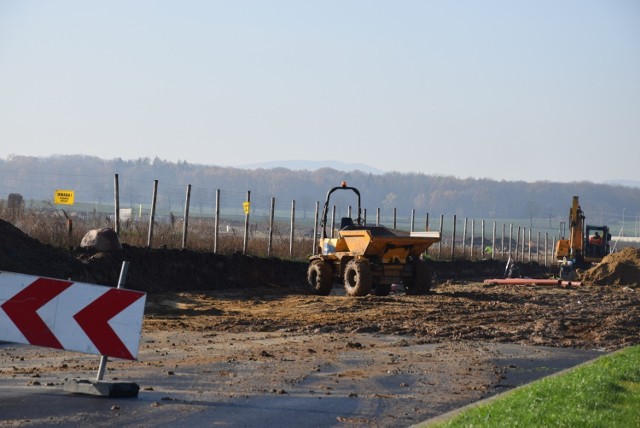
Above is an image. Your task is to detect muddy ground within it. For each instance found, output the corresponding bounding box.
[1,220,639,426]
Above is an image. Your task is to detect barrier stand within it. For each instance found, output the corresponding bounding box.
[64,261,141,398]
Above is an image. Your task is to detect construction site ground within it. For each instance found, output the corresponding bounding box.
[0,219,639,426]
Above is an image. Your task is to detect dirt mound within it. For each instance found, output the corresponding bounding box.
[0,218,550,293]
[0,219,86,280]
[582,247,640,286]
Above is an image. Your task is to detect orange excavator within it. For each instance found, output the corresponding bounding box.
[555,196,611,279]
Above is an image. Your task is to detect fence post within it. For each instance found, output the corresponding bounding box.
[214,189,220,254]
[552,236,556,260]
[376,208,380,226]
[462,218,468,259]
[501,223,506,259]
[537,231,541,264]
[492,221,496,259]
[331,205,336,238]
[311,200,319,256]
[544,233,548,266]
[481,219,485,259]
[289,200,295,257]
[114,174,120,236]
[528,228,532,262]
[410,209,415,232]
[451,214,457,261]
[393,208,397,229]
[509,224,513,257]
[438,214,444,260]
[425,212,429,231]
[243,190,250,255]
[470,219,475,260]
[181,184,191,249]
[268,197,275,257]
[146,179,158,248]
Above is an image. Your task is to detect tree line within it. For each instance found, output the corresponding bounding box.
[1,155,638,227]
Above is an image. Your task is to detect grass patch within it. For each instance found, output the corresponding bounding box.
[428,345,640,427]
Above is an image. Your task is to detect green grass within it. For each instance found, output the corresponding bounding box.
[428,345,640,427]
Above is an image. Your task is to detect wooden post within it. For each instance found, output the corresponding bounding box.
[393,208,397,229]
[462,218,468,259]
[289,200,295,257]
[410,209,415,232]
[544,233,548,266]
[114,174,120,236]
[213,189,220,254]
[181,184,191,249]
[509,224,513,257]
[146,180,158,248]
[501,223,506,259]
[552,236,556,260]
[537,231,541,264]
[451,214,457,261]
[521,227,526,262]
[491,221,496,259]
[425,212,429,231]
[528,228,532,262]
[311,200,318,256]
[470,219,475,260]
[331,205,336,238]
[242,190,250,255]
[438,214,444,260]
[515,226,521,261]
[376,208,380,226]
[268,197,275,257]
[481,219,485,260]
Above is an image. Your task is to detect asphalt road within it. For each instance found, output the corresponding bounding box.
[0,336,604,427]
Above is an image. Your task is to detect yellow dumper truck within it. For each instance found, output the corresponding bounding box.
[307,182,440,297]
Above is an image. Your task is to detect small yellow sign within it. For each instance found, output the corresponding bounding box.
[242,201,250,214]
[54,189,75,205]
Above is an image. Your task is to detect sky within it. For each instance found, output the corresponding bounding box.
[1,1,639,183]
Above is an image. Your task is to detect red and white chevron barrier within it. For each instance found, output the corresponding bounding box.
[0,271,146,360]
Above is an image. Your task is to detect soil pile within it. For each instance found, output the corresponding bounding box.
[0,219,86,280]
[582,247,640,286]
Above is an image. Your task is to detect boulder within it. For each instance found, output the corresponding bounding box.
[80,228,122,252]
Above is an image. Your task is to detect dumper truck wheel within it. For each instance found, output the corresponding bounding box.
[343,260,372,296]
[404,261,432,295]
[307,260,333,296]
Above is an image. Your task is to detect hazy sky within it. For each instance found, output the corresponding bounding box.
[1,1,639,183]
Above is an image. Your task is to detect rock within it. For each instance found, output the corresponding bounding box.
[80,228,122,252]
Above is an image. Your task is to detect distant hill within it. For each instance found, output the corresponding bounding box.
[0,155,638,229]
[604,179,640,188]
[236,160,384,175]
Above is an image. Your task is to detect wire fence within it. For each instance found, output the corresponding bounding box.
[3,171,633,264]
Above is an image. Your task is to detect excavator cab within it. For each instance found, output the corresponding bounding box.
[584,225,610,261]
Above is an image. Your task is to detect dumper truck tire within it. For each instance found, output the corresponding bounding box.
[307,260,334,296]
[404,261,432,295]
[343,260,372,296]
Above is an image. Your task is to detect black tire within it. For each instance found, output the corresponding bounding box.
[404,261,432,295]
[343,259,372,296]
[372,283,391,296]
[307,260,333,296]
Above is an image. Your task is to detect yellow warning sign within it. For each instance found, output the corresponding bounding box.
[242,201,250,214]
[54,190,75,205]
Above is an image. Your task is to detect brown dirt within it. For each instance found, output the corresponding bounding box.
[1,219,639,425]
[581,247,640,287]
[1,218,638,352]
